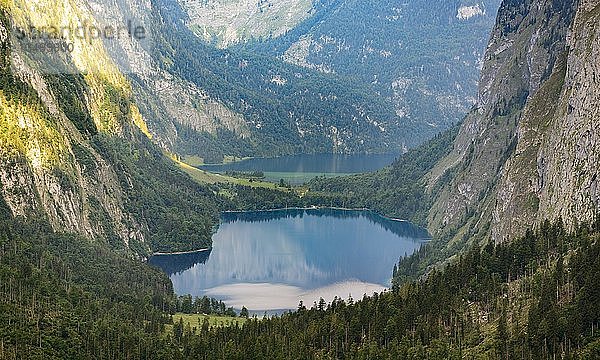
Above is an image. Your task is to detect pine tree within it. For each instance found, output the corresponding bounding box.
[240,307,249,318]
[496,302,508,360]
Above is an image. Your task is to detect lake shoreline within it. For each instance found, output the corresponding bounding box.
[153,248,211,256]
[223,206,418,226]
[153,207,427,311]
[198,153,400,175]
[156,207,429,256]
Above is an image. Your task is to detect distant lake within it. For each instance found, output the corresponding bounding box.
[149,209,428,313]
[198,153,399,184]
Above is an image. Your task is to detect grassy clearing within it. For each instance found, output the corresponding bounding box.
[169,153,286,190]
[227,176,282,190]
[182,155,204,167]
[164,313,248,334]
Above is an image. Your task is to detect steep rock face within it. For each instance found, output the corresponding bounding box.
[0,70,145,251]
[534,1,600,229]
[178,0,313,47]
[0,1,220,254]
[489,48,570,243]
[0,2,147,248]
[428,0,600,246]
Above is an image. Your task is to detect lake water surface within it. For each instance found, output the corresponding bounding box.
[149,209,428,312]
[198,153,399,184]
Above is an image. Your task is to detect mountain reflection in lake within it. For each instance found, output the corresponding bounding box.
[149,250,211,276]
[149,209,428,312]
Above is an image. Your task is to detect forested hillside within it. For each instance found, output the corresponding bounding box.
[140,220,600,359]
[242,0,502,142]
[150,0,411,160]
[0,5,225,255]
[0,202,177,359]
[308,125,459,227]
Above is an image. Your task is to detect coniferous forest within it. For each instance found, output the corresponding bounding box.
[2,187,600,359]
[156,220,600,359]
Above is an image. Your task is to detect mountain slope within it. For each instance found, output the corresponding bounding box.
[308,0,600,260]
[84,0,418,162]
[242,0,502,142]
[76,0,253,164]
[148,0,503,157]
[149,0,414,158]
[0,2,222,255]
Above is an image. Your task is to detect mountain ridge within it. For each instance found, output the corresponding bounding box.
[241,0,503,141]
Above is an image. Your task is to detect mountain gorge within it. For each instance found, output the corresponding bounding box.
[162,2,600,358]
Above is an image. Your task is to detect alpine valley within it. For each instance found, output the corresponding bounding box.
[1,0,600,359]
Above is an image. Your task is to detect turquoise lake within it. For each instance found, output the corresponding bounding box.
[150,209,428,312]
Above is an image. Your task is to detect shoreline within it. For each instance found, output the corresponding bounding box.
[152,248,211,256]
[156,208,430,257]
[223,206,417,225]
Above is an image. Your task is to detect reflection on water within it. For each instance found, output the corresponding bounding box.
[149,250,211,276]
[198,153,399,174]
[149,209,428,311]
[221,208,430,239]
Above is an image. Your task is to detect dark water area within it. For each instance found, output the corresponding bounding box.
[149,250,212,276]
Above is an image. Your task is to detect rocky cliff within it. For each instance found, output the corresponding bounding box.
[82,0,251,162]
[178,0,314,47]
[428,0,600,246]
[0,0,221,255]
